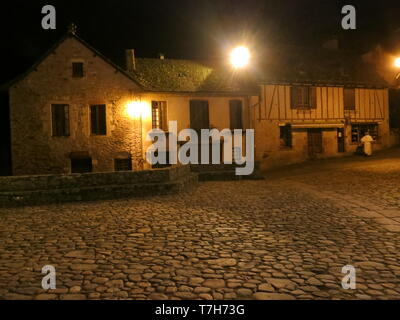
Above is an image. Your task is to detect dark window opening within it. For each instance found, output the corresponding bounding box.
[389,89,400,129]
[71,157,92,173]
[51,104,70,137]
[114,158,132,171]
[72,62,84,77]
[344,88,356,110]
[351,123,378,143]
[229,100,243,130]
[291,86,316,109]
[90,105,107,135]
[280,124,292,148]
[152,101,167,131]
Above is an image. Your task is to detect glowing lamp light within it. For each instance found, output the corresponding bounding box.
[126,101,150,119]
[395,57,400,68]
[230,46,250,68]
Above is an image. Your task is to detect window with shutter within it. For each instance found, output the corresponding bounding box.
[344,88,356,110]
[291,86,316,109]
[90,105,107,135]
[229,100,243,130]
[51,104,70,137]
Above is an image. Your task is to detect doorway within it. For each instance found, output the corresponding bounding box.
[337,128,345,153]
[307,128,323,158]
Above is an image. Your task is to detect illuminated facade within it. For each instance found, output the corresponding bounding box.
[5,32,398,175]
[7,32,255,175]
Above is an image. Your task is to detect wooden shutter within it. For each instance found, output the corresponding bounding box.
[190,100,209,132]
[52,104,69,136]
[344,88,355,110]
[91,105,106,135]
[90,105,98,134]
[229,100,243,130]
[98,105,106,134]
[52,104,59,136]
[160,102,168,131]
[310,87,317,109]
[290,87,297,109]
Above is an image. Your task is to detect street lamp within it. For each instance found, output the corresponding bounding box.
[230,46,250,68]
[394,57,400,82]
[126,100,150,170]
[395,57,400,68]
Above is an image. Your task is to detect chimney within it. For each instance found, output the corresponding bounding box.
[125,49,136,72]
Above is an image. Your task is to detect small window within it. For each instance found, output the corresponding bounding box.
[71,157,92,173]
[51,104,70,137]
[229,100,243,130]
[72,62,84,77]
[114,158,132,171]
[291,86,316,109]
[351,123,378,143]
[152,101,168,131]
[280,124,292,148]
[90,105,107,135]
[344,88,356,110]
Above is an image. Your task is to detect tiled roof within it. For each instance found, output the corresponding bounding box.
[1,34,388,93]
[130,58,257,93]
[258,45,388,88]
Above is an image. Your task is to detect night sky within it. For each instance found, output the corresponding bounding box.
[1,0,400,174]
[1,0,400,84]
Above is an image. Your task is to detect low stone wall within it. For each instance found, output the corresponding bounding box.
[191,162,264,181]
[0,165,197,207]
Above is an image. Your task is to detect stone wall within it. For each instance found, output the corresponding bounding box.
[9,36,143,175]
[0,165,197,207]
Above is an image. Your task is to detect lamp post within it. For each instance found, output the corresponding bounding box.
[126,100,146,170]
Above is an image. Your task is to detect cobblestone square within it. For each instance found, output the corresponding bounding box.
[1,150,400,300]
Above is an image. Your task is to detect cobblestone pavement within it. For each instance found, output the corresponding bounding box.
[1,149,400,300]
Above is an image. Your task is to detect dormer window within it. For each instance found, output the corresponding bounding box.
[72,62,84,77]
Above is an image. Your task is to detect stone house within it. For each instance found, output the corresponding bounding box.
[4,30,256,176]
[2,30,398,176]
